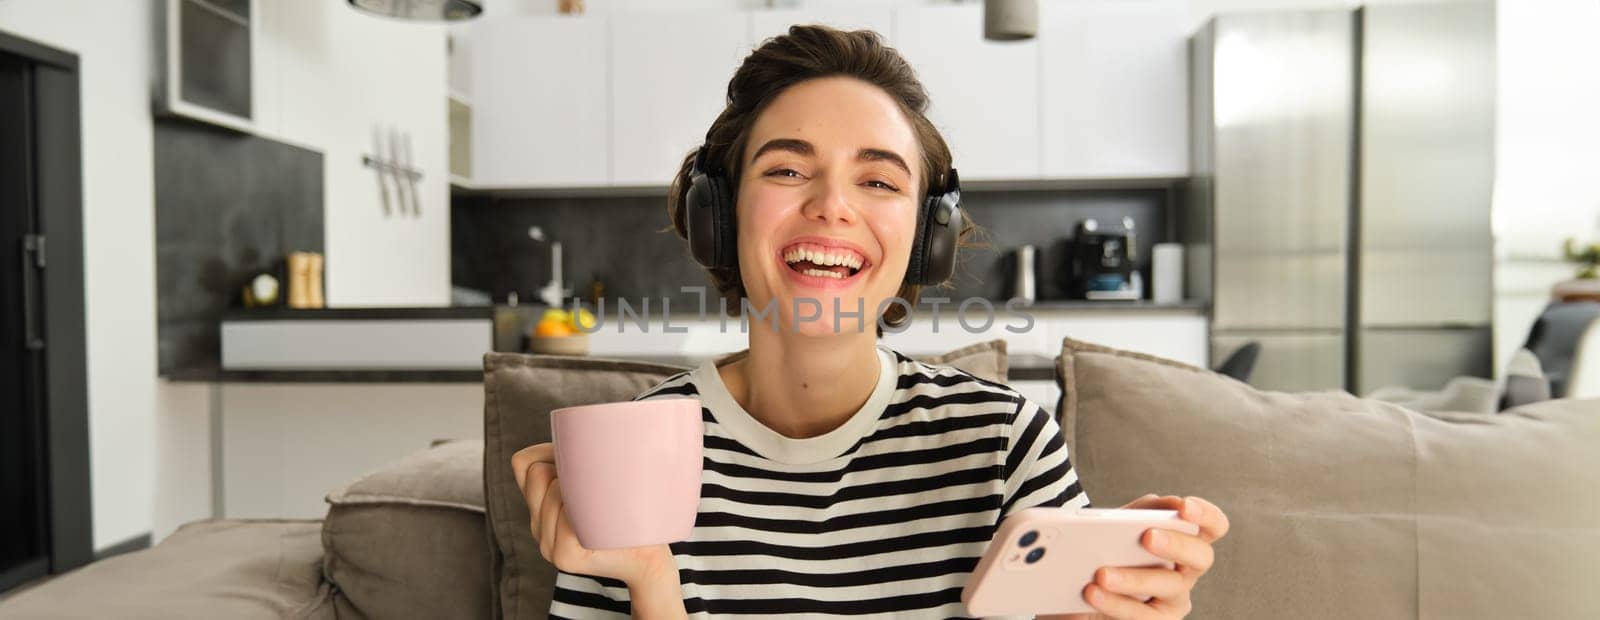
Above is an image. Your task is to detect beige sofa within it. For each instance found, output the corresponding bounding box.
[2,339,1595,619]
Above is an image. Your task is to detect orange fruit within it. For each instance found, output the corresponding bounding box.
[534,320,575,338]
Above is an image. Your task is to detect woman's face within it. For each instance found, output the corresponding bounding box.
[735,76,922,337]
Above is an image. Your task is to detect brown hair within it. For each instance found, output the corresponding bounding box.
[665,24,981,329]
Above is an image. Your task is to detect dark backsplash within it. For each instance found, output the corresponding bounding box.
[451,186,1177,309]
[155,119,324,375]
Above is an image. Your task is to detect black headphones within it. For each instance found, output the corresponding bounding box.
[684,145,963,286]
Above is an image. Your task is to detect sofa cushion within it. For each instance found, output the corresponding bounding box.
[1055,336,1600,619]
[0,519,334,619]
[322,439,491,620]
[923,339,1008,382]
[483,341,1009,618]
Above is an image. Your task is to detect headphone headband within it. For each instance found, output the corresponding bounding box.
[938,168,961,203]
[692,144,718,175]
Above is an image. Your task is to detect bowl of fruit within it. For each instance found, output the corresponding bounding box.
[527,307,596,356]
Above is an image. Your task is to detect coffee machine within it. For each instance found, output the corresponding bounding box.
[1064,217,1141,300]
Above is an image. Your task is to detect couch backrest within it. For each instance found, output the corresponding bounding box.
[1056,336,1600,619]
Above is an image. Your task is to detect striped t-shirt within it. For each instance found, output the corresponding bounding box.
[549,345,1090,619]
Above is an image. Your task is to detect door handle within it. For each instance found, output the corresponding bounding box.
[21,234,44,350]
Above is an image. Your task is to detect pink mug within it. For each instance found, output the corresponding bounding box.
[550,398,703,550]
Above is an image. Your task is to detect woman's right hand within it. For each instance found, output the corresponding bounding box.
[511,443,677,587]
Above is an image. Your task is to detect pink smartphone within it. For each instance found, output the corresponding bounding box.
[962,507,1201,617]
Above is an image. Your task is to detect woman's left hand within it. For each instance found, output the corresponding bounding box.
[1045,494,1230,620]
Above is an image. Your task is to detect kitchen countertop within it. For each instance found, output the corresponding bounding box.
[188,302,1193,383]
[167,368,486,383]
[168,352,1060,383]
[1000,299,1206,312]
[219,299,1205,322]
[222,306,495,320]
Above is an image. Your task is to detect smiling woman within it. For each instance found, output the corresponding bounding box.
[670,26,970,334]
[513,24,1228,620]
[728,76,942,336]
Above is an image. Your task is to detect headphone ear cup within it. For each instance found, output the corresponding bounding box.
[909,191,962,286]
[686,170,721,268]
[921,195,961,285]
[686,170,737,269]
[906,198,931,286]
[709,174,737,269]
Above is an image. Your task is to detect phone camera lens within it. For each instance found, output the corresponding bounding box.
[1018,530,1039,547]
[1025,547,1046,564]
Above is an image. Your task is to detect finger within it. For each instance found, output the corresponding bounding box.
[1097,566,1188,601]
[540,479,564,551]
[1144,528,1215,577]
[1181,496,1230,543]
[1151,593,1193,619]
[1083,583,1159,620]
[549,504,591,571]
[554,504,584,549]
[1121,494,1183,511]
[521,462,557,521]
[511,443,555,489]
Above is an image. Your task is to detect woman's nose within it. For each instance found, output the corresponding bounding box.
[799,176,854,225]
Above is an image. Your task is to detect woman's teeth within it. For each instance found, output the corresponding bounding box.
[801,268,846,279]
[783,247,864,270]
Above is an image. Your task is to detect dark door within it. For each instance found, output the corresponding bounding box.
[0,50,51,593]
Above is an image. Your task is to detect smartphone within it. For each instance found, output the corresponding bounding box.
[962,507,1201,617]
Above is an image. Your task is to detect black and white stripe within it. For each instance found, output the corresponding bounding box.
[549,347,1088,619]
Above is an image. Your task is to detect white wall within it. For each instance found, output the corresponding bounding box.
[0,0,451,550]
[1491,0,1600,372]
[256,2,451,307]
[0,0,160,552]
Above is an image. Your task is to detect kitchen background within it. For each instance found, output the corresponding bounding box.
[0,0,1594,564]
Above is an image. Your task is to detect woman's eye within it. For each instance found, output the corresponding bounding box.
[766,168,803,179]
[865,180,900,192]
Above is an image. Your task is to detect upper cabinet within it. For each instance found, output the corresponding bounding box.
[893,4,1041,181]
[462,4,1188,189]
[1039,0,1188,178]
[610,11,751,186]
[158,0,258,133]
[471,16,609,187]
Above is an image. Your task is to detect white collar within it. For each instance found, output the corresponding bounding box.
[690,345,898,465]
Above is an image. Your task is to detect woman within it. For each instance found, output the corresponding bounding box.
[513,25,1229,619]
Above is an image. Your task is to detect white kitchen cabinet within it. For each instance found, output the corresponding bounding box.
[891,4,1040,181]
[748,8,893,48]
[610,11,751,186]
[470,16,609,187]
[462,3,1192,189]
[1039,0,1188,178]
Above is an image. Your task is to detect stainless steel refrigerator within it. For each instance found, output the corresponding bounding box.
[1188,3,1495,393]
[1189,10,1356,392]
[1354,1,1495,394]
